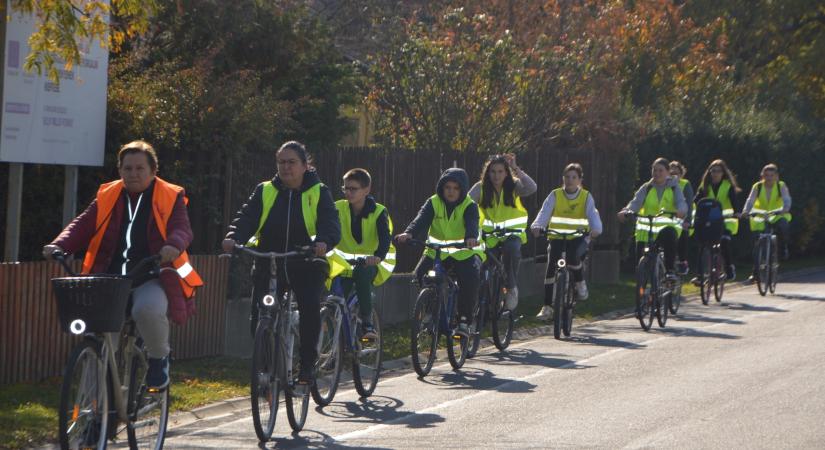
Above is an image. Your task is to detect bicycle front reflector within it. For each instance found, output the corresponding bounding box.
[69,319,86,335]
[262,295,275,306]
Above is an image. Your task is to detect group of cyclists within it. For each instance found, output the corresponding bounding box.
[43,139,793,444]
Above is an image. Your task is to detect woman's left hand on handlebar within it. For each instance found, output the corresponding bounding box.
[160,245,181,263]
[365,256,381,266]
[314,241,328,257]
[42,244,63,260]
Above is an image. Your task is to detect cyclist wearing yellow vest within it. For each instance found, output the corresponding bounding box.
[618,157,687,275]
[531,163,603,320]
[694,159,742,281]
[468,153,536,311]
[332,168,395,339]
[222,141,341,386]
[742,163,792,282]
[397,168,483,338]
[668,161,694,275]
[44,141,203,390]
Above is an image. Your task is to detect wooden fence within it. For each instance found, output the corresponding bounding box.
[0,255,228,385]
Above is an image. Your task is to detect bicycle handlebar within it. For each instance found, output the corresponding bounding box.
[221,243,316,260]
[52,251,164,279]
[481,227,524,238]
[622,210,678,220]
[399,238,467,250]
[534,228,588,238]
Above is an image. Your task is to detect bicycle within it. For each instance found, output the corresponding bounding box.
[536,228,588,339]
[696,214,737,305]
[311,257,383,406]
[468,228,520,357]
[222,244,315,441]
[403,239,472,377]
[52,252,173,450]
[748,211,783,296]
[625,211,681,331]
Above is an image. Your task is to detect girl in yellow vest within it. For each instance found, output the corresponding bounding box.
[531,163,603,320]
[694,159,742,281]
[668,161,694,275]
[331,168,395,339]
[222,141,341,386]
[742,163,792,282]
[397,168,484,338]
[618,157,687,276]
[468,153,536,311]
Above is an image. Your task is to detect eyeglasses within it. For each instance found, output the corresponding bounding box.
[341,186,362,193]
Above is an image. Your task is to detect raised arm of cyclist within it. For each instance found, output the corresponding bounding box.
[399,168,483,338]
[742,163,792,281]
[222,141,341,386]
[468,153,535,311]
[530,163,602,320]
[331,168,396,339]
[617,157,686,275]
[42,140,203,390]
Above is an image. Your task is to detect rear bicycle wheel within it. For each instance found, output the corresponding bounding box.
[635,257,654,331]
[410,288,440,377]
[491,275,513,350]
[553,270,567,339]
[769,237,779,294]
[756,238,770,296]
[467,282,486,358]
[353,309,382,398]
[250,323,279,441]
[126,345,169,449]
[59,338,109,450]
[311,304,342,407]
[285,326,309,432]
[699,246,712,305]
[668,273,683,314]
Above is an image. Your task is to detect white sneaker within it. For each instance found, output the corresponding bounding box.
[575,281,588,301]
[504,287,519,310]
[536,305,552,320]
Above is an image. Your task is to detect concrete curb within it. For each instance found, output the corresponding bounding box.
[169,265,825,426]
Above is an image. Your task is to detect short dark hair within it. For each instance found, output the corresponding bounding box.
[278,140,312,165]
[652,157,670,170]
[118,140,158,172]
[343,168,371,188]
[762,163,779,174]
[669,160,686,176]
[563,163,583,178]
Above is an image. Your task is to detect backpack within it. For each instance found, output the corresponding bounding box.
[694,197,724,243]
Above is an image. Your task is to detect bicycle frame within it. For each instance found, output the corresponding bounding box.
[329,277,367,355]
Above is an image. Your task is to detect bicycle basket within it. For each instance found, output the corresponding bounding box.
[52,276,133,333]
[694,198,724,243]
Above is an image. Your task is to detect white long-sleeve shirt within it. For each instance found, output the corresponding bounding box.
[530,187,603,237]
[742,182,792,214]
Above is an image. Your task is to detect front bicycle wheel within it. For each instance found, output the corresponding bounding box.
[353,309,382,397]
[668,273,683,314]
[126,345,169,449]
[311,304,342,407]
[562,276,576,337]
[635,258,654,331]
[699,246,712,305]
[250,323,279,441]
[446,300,468,370]
[553,271,568,339]
[655,258,668,328]
[285,326,309,432]
[769,237,779,294]
[713,252,726,302]
[491,277,513,350]
[410,288,439,377]
[59,338,109,450]
[757,237,770,296]
[467,285,486,358]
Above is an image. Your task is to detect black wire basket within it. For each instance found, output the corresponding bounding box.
[52,276,133,334]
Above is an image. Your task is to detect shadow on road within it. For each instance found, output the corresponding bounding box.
[472,347,586,370]
[565,331,646,350]
[415,365,539,392]
[672,313,745,325]
[659,326,740,339]
[314,395,444,430]
[722,302,788,313]
[268,429,395,449]
[775,293,825,302]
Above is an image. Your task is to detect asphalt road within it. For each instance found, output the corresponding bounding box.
[162,270,825,449]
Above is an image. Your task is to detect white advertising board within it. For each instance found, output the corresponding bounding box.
[0,2,109,166]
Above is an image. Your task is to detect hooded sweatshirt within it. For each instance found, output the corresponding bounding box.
[404,168,480,240]
[226,169,341,252]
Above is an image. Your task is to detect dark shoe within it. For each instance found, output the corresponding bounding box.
[746,275,757,285]
[726,265,736,280]
[146,356,170,390]
[297,366,314,386]
[361,323,378,340]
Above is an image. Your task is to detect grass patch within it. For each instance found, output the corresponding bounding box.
[0,379,60,449]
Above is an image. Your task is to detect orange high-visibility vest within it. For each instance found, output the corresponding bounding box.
[82,177,203,298]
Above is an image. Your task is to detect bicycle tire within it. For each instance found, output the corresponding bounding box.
[59,338,109,450]
[126,345,169,449]
[353,309,382,397]
[699,246,712,305]
[635,257,654,331]
[553,270,567,339]
[311,304,342,407]
[713,252,725,302]
[756,237,770,296]
[285,324,309,432]
[668,274,683,314]
[467,299,484,359]
[491,276,513,350]
[655,257,668,328]
[446,296,469,370]
[250,323,279,441]
[562,275,575,337]
[769,237,779,294]
[410,288,439,377]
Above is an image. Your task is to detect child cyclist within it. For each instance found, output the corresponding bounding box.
[396,168,484,338]
[530,163,602,320]
[468,153,537,311]
[330,168,396,339]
